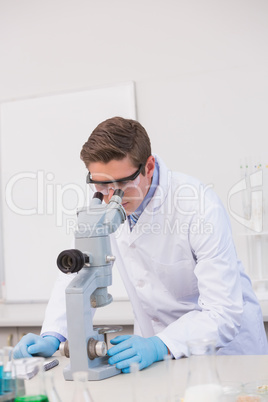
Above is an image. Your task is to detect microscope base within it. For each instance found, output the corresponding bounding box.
[63,359,121,381]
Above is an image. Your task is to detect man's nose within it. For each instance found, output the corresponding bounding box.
[107,187,115,201]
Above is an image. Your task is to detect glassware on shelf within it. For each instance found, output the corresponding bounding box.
[238,158,268,300]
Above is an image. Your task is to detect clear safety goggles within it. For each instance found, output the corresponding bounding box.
[86,164,143,196]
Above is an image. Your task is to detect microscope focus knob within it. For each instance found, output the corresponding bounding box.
[87,338,107,360]
[59,340,70,358]
[95,341,107,357]
[106,255,116,263]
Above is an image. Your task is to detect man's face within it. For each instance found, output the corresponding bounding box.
[88,155,155,216]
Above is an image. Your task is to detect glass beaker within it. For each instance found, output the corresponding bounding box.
[0,348,4,395]
[72,371,94,402]
[2,346,15,395]
[13,357,48,402]
[45,371,62,402]
[184,339,223,402]
[221,381,244,401]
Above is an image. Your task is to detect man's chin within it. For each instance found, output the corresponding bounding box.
[121,203,133,216]
[124,209,132,217]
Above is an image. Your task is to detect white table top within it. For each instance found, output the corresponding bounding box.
[47,354,268,402]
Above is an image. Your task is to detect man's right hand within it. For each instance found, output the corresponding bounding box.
[13,333,60,359]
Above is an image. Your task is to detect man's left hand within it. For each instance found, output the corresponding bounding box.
[107,335,168,373]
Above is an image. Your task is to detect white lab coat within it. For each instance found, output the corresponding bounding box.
[42,156,268,358]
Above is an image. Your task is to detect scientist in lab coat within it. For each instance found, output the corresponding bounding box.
[14,117,268,371]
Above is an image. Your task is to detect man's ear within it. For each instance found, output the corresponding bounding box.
[146,155,155,179]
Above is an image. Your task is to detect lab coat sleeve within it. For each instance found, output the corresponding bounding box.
[156,197,244,359]
[41,271,75,339]
[41,270,96,340]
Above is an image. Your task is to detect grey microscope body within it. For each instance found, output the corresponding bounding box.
[57,190,126,381]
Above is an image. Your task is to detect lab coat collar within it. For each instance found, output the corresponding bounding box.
[145,154,171,214]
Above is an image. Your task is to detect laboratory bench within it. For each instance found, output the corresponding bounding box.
[0,300,134,347]
[37,354,268,401]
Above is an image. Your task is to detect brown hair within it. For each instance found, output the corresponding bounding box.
[80,117,151,175]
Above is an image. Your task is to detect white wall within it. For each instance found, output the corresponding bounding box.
[0,83,136,302]
[0,0,268,298]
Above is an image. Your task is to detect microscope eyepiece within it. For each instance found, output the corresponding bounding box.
[93,192,104,202]
[57,249,89,274]
[113,189,124,199]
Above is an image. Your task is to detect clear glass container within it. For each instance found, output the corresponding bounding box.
[45,371,62,402]
[0,348,4,396]
[184,339,223,402]
[221,381,244,401]
[71,371,94,402]
[242,380,268,401]
[2,346,14,395]
[13,357,48,402]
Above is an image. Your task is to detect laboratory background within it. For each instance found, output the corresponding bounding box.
[0,0,268,349]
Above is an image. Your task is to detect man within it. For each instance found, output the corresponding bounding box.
[14,117,268,372]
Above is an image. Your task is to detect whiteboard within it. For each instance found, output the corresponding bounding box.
[0,82,136,302]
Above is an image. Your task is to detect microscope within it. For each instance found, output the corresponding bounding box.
[56,189,126,381]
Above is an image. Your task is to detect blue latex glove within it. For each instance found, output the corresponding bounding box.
[107,335,168,373]
[13,333,60,359]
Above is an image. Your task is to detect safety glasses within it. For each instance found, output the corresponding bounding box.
[86,164,143,196]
